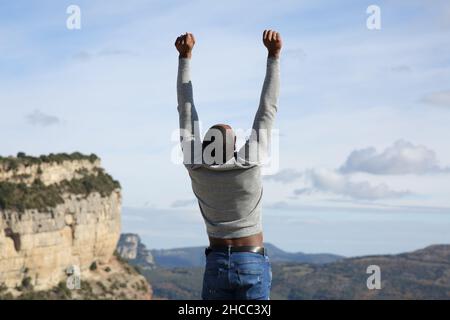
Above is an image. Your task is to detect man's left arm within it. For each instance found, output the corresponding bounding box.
[237,30,282,165]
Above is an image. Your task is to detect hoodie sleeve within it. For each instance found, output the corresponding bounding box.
[177,58,202,166]
[237,57,280,165]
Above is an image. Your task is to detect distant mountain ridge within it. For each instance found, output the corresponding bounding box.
[138,242,450,300]
[150,243,343,267]
[117,234,343,268]
[270,244,450,299]
[116,233,450,299]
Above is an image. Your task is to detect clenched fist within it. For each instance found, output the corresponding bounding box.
[175,32,196,59]
[263,30,282,58]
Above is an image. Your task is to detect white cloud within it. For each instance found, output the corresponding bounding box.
[73,49,138,62]
[340,140,449,175]
[293,188,314,196]
[390,65,412,73]
[264,168,303,184]
[72,51,92,62]
[171,199,197,208]
[298,168,411,200]
[25,109,60,127]
[421,90,450,107]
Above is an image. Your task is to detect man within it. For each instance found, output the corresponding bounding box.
[175,29,281,300]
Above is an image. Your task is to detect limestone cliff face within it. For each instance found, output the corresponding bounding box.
[0,192,121,291]
[0,153,149,299]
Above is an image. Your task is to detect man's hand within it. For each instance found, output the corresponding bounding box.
[175,32,195,59]
[263,29,282,59]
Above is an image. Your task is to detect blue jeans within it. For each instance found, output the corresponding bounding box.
[202,250,272,300]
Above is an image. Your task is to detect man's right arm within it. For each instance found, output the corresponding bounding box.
[175,33,202,166]
[177,57,199,144]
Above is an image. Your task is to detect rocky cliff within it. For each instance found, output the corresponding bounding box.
[0,153,151,299]
[117,233,155,270]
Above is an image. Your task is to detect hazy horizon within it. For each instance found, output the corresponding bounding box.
[122,206,450,257]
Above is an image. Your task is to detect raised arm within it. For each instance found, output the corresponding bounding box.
[175,33,202,165]
[238,30,282,165]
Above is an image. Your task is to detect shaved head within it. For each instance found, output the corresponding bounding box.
[202,124,236,165]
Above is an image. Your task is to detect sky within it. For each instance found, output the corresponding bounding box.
[1,0,450,256]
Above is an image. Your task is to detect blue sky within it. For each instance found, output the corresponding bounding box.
[1,0,450,256]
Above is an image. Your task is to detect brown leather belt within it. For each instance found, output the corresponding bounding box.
[205,245,266,256]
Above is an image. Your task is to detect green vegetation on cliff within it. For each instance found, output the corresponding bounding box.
[0,152,99,171]
[0,169,120,212]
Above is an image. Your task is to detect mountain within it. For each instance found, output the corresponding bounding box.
[139,244,450,300]
[0,153,151,300]
[263,243,343,264]
[271,244,450,299]
[148,243,342,268]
